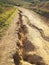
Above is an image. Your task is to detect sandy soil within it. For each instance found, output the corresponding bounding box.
[0,11,19,65]
[18,7,49,65]
[0,7,49,65]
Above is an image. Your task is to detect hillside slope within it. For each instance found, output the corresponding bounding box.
[17,7,49,65]
[0,0,49,18]
[0,7,49,65]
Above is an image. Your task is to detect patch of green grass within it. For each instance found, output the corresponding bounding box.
[0,3,18,38]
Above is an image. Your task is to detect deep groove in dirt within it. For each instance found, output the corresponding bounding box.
[23,15,49,41]
[13,10,46,65]
[23,54,46,65]
[13,52,21,65]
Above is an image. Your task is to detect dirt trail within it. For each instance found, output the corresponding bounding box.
[22,15,49,41]
[17,8,49,65]
[0,11,19,65]
[0,7,49,65]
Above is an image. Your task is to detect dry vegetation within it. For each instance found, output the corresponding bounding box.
[0,0,49,65]
[0,2,16,38]
[29,1,49,18]
[0,0,49,18]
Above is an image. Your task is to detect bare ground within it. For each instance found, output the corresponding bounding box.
[0,11,19,65]
[0,7,49,65]
[18,7,49,65]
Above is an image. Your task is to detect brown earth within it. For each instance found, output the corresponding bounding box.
[0,7,49,65]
